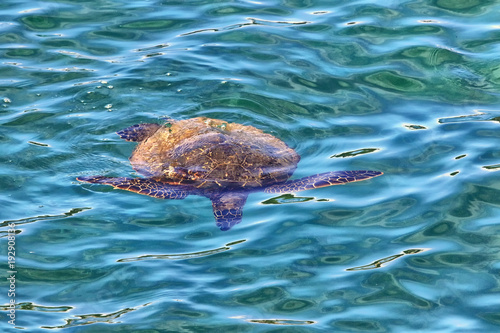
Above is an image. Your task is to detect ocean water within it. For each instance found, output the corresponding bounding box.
[1,0,500,332]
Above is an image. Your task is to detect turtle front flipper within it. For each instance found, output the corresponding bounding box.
[77,176,188,199]
[264,170,383,194]
[116,123,162,142]
[210,192,248,231]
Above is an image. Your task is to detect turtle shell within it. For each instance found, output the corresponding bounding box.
[129,117,300,189]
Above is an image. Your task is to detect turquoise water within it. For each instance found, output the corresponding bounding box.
[2,0,500,331]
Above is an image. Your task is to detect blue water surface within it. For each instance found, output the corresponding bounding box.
[1,0,500,332]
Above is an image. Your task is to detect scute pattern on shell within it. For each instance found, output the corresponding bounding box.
[129,117,300,189]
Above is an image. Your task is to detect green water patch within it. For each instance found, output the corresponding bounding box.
[333,320,385,332]
[339,24,444,40]
[355,272,436,309]
[272,298,315,313]
[4,48,42,58]
[398,46,464,67]
[363,71,426,92]
[21,15,60,30]
[234,286,285,306]
[120,19,188,30]
[89,29,143,41]
[432,0,496,13]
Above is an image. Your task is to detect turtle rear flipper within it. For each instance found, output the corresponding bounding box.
[77,176,188,199]
[116,123,161,142]
[264,170,383,194]
[210,192,248,231]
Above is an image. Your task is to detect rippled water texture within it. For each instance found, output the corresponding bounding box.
[2,0,500,331]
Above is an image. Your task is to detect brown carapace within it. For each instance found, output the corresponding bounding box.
[78,117,382,230]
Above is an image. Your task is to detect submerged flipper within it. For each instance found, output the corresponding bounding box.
[77,176,188,199]
[210,192,248,231]
[264,170,383,194]
[116,123,161,142]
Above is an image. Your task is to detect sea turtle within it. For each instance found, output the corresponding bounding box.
[77,117,382,230]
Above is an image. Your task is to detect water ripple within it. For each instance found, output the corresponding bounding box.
[438,109,500,124]
[331,148,381,158]
[117,239,246,262]
[1,207,91,230]
[0,302,73,313]
[41,303,151,329]
[246,318,316,325]
[346,248,429,271]
[180,17,310,37]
